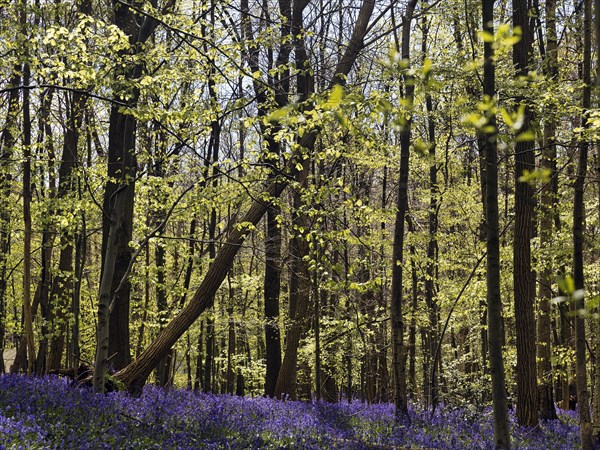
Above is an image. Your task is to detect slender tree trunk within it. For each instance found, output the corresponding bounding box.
[203,316,214,391]
[390,0,417,421]
[71,202,86,369]
[226,274,236,395]
[47,88,87,371]
[422,8,440,410]
[574,1,593,447]
[275,179,311,399]
[264,200,283,396]
[537,0,558,422]
[153,130,172,387]
[21,0,35,373]
[593,0,600,440]
[136,242,151,358]
[408,241,418,396]
[94,204,120,393]
[194,319,204,391]
[104,0,162,371]
[483,0,511,447]
[1,66,22,374]
[33,87,56,375]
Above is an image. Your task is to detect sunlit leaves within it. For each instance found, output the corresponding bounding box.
[517,168,551,185]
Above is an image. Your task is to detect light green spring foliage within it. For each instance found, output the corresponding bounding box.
[0,0,599,400]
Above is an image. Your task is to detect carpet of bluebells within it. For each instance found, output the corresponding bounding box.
[0,374,579,449]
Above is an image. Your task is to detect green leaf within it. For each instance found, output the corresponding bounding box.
[557,276,575,295]
[323,84,344,109]
[480,30,494,43]
[268,107,289,123]
[516,129,535,142]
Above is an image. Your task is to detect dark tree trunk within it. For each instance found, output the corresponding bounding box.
[240,0,293,398]
[422,10,440,410]
[0,67,21,375]
[21,1,35,373]
[103,102,136,372]
[153,130,172,387]
[264,203,283,397]
[33,87,56,375]
[275,179,311,399]
[390,0,417,421]
[537,0,558,422]
[593,0,600,440]
[408,241,418,396]
[103,0,162,372]
[482,0,511,447]
[194,319,204,391]
[203,317,215,392]
[574,1,593,448]
[47,88,87,371]
[512,0,538,429]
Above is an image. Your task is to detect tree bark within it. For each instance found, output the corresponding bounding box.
[0,66,21,375]
[390,0,417,421]
[593,0,600,440]
[94,196,120,393]
[512,0,538,429]
[103,0,163,372]
[47,88,87,371]
[574,1,593,447]
[482,0,511,446]
[536,0,558,422]
[275,167,312,399]
[422,7,440,411]
[21,0,35,374]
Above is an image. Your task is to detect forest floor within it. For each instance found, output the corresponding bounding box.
[0,374,580,449]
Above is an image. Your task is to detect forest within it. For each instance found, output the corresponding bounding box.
[0,0,598,448]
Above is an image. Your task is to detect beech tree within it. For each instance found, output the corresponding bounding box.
[574,0,593,447]
[390,0,417,421]
[482,0,510,446]
[511,0,538,429]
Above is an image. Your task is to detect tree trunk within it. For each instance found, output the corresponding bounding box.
[536,0,558,422]
[264,199,283,396]
[593,0,600,440]
[47,88,87,371]
[103,102,136,372]
[512,0,538,428]
[203,316,215,392]
[275,179,311,399]
[0,66,22,374]
[21,0,35,373]
[390,0,417,421]
[574,1,593,447]
[153,130,172,387]
[104,0,162,372]
[482,0,511,446]
[239,0,291,398]
[422,8,440,410]
[408,241,418,396]
[94,203,120,393]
